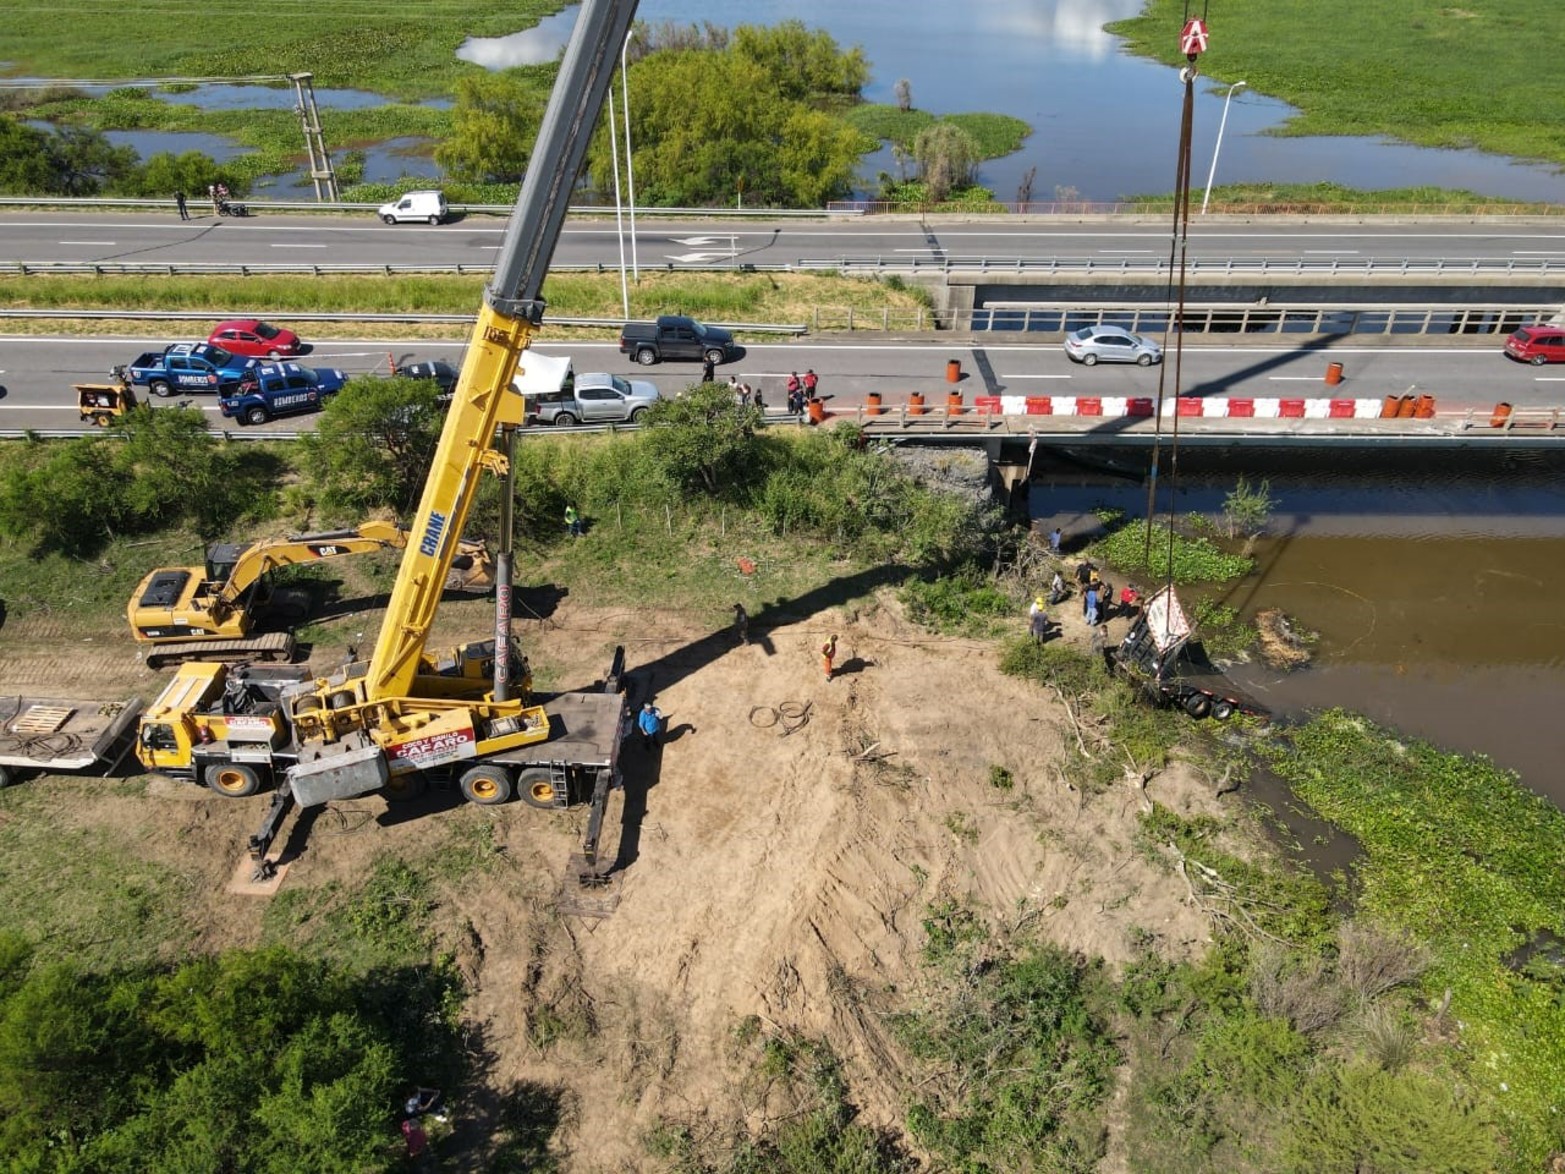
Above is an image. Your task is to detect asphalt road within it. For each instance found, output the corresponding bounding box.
[3,333,1557,434]
[3,212,1565,269]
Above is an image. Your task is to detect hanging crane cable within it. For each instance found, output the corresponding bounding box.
[1142,6,1211,619]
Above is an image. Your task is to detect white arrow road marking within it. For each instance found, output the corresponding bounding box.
[671,236,722,246]
[665,252,733,263]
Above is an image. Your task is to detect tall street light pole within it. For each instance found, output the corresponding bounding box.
[622,32,639,282]
[1201,80,1247,215]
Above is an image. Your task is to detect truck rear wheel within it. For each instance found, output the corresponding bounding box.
[0,764,14,789]
[150,379,173,397]
[460,764,513,806]
[635,347,657,365]
[245,405,269,426]
[553,411,578,427]
[1183,693,1212,719]
[517,767,559,810]
[205,762,262,798]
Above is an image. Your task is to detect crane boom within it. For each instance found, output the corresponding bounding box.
[365,0,639,701]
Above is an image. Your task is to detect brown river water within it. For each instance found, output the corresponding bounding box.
[1030,447,1565,806]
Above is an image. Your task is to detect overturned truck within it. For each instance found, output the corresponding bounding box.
[1112,587,1269,722]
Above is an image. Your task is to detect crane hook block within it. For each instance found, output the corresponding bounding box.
[1179,18,1209,60]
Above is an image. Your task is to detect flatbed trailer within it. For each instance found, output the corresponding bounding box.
[0,695,144,787]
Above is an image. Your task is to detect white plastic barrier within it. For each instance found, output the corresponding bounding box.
[1051,396,1076,416]
[1204,399,1230,418]
[1253,398,1282,418]
[1303,398,1332,418]
[1354,398,1383,419]
[1000,394,1028,415]
[1101,396,1128,416]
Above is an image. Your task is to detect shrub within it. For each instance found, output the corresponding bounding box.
[1095,518,1253,584]
[899,564,1013,635]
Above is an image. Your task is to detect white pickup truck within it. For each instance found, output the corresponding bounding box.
[513,351,662,427]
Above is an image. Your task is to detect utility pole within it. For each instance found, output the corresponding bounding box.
[290,73,339,202]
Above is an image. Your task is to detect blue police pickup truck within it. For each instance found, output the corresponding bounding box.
[218,363,349,425]
[126,342,257,397]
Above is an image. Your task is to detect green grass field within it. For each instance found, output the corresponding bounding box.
[2,0,567,99]
[1111,1,1565,167]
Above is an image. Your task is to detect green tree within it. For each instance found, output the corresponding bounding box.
[912,122,980,202]
[297,375,443,518]
[730,20,868,101]
[0,117,61,193]
[124,150,238,199]
[641,381,763,496]
[436,70,548,183]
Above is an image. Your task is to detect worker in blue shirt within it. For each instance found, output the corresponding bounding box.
[637,702,663,750]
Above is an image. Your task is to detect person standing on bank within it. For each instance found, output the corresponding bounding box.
[821,634,838,682]
[565,504,582,538]
[638,702,663,750]
[803,369,819,399]
[174,190,189,220]
[732,602,750,646]
[702,356,716,384]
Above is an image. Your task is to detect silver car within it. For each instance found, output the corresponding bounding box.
[1064,326,1163,367]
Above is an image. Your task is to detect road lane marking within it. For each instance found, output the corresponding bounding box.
[1303,250,1360,254]
[269,243,328,249]
[58,240,115,245]
[1268,376,1325,381]
[1098,249,1154,254]
[1002,373,1074,379]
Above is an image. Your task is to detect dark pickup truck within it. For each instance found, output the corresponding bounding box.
[1111,587,1269,722]
[618,315,735,366]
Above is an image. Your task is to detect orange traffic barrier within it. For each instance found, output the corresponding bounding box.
[1228,398,1255,417]
[1381,395,1401,419]
[1414,394,1435,419]
[974,395,1002,415]
[807,399,825,424]
[1176,397,1203,417]
[1279,399,1306,417]
[945,391,964,416]
[1328,398,1355,418]
[1491,402,1512,428]
[908,392,927,416]
[1395,394,1416,418]
[1325,361,1345,386]
[1026,396,1052,414]
[864,392,883,416]
[946,358,962,383]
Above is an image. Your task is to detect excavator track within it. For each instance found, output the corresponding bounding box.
[144,631,296,671]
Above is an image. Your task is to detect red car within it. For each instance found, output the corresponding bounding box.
[208,319,303,359]
[1503,324,1565,365]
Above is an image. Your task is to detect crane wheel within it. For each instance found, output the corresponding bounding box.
[1211,700,1236,721]
[383,773,427,803]
[1183,693,1212,719]
[517,767,558,810]
[205,762,262,798]
[460,765,513,806]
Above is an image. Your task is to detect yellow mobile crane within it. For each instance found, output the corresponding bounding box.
[128,521,496,668]
[137,0,639,882]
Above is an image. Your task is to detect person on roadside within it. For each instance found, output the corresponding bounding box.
[1075,559,1095,587]
[786,372,802,416]
[174,190,189,220]
[821,634,838,681]
[638,702,663,750]
[1049,527,1063,555]
[1119,583,1142,619]
[733,602,750,646]
[1084,584,1100,627]
[208,183,219,215]
[565,503,582,538]
[739,382,752,408]
[752,385,766,414]
[702,356,716,384]
[803,368,819,399]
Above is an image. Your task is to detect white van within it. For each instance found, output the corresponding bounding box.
[377,190,449,225]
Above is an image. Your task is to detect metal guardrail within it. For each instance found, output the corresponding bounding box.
[797,256,1565,277]
[3,256,1558,280]
[0,196,855,219]
[0,308,808,334]
[826,199,1565,218]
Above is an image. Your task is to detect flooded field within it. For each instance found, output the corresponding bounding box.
[1031,446,1565,801]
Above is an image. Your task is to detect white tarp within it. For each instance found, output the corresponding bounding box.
[1143,586,1192,653]
[511,350,573,397]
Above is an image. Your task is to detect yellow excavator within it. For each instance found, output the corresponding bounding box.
[137,0,640,885]
[128,520,495,669]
